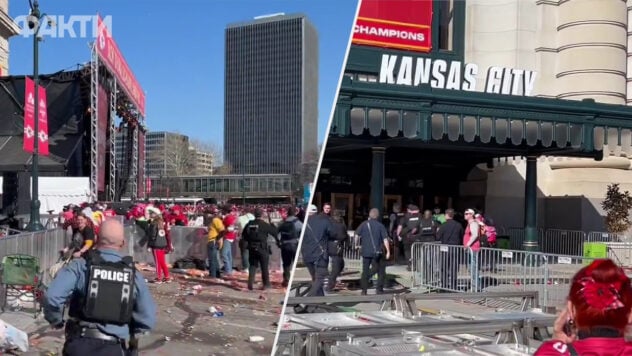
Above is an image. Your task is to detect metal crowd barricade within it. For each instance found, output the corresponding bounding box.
[0,229,67,284]
[411,242,596,309]
[541,229,586,256]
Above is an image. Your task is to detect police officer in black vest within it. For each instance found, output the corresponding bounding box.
[277,207,303,287]
[44,219,156,355]
[396,205,422,270]
[242,208,278,290]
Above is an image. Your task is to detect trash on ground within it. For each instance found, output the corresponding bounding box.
[0,318,29,352]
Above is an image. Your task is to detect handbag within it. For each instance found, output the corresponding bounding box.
[366,222,383,258]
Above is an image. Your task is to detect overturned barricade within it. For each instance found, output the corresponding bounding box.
[275,291,553,356]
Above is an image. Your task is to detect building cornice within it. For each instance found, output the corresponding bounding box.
[0,12,21,37]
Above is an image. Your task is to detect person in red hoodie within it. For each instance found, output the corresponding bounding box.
[170,205,188,226]
[535,259,632,356]
[221,206,238,275]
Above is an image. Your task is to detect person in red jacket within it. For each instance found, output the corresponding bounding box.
[170,205,188,226]
[221,206,238,275]
[535,258,632,355]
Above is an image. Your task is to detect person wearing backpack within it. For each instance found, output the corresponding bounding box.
[277,207,302,287]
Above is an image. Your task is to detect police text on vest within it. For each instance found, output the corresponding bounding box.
[93,268,130,283]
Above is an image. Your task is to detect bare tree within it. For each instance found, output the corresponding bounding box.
[147,133,192,177]
[188,139,222,175]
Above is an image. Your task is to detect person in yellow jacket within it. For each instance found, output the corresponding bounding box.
[207,209,225,279]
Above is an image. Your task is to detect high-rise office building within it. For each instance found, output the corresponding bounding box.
[224,13,318,175]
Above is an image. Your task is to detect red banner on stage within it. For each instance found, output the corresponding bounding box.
[146,177,152,195]
[23,77,35,153]
[37,85,49,156]
[95,15,146,117]
[352,0,433,53]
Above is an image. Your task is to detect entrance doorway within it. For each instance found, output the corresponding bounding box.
[331,193,354,227]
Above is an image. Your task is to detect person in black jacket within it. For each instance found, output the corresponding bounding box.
[242,209,278,290]
[435,209,464,291]
[326,212,348,292]
[301,205,333,297]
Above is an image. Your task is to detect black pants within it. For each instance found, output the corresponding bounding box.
[248,246,270,289]
[440,248,459,290]
[63,337,126,356]
[361,255,387,294]
[327,254,345,291]
[280,243,298,286]
[305,257,328,297]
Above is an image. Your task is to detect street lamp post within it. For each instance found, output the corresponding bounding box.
[26,0,47,231]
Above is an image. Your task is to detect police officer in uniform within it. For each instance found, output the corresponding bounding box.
[396,205,422,271]
[44,219,157,356]
[277,207,303,287]
[242,208,278,290]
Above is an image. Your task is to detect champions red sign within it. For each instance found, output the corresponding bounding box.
[95,15,146,117]
[352,0,433,52]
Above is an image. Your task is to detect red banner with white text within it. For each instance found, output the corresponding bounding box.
[352,0,433,52]
[23,77,35,153]
[95,15,146,117]
[37,85,49,156]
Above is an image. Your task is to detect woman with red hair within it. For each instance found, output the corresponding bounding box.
[535,259,632,355]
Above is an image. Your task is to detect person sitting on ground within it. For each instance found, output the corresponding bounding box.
[534,258,632,355]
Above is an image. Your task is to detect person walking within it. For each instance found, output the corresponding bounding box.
[327,211,348,292]
[355,208,391,295]
[301,205,333,297]
[145,206,173,283]
[242,209,278,290]
[277,207,302,287]
[43,219,156,356]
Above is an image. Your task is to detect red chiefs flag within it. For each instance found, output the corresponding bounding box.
[37,85,49,156]
[23,77,35,153]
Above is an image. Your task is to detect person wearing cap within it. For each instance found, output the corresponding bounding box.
[242,208,278,290]
[463,208,481,292]
[144,207,173,283]
[301,204,333,296]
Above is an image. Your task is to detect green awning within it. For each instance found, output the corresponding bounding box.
[332,78,632,157]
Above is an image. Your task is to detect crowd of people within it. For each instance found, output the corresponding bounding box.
[301,202,499,295]
[55,200,306,290]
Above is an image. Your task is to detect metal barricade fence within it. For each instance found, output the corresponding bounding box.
[541,229,586,256]
[0,229,67,284]
[411,242,597,310]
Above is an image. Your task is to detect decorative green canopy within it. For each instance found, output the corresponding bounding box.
[332,77,632,159]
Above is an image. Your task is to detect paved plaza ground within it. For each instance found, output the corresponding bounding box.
[1,270,286,355]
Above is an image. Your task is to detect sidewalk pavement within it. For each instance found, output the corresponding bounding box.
[1,269,287,355]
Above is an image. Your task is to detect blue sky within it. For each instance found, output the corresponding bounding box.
[8,0,359,155]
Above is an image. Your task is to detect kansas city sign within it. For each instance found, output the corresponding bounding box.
[379,54,537,97]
